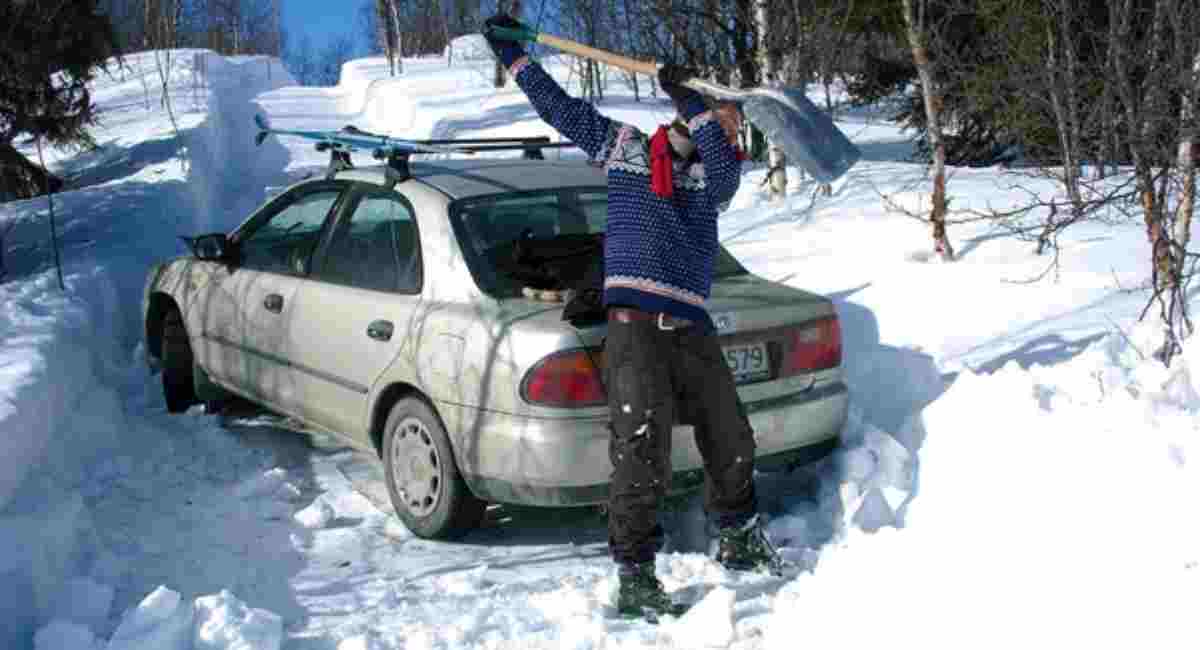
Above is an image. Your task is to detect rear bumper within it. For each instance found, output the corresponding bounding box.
[454,380,849,507]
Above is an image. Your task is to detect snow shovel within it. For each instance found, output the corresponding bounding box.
[485,22,862,183]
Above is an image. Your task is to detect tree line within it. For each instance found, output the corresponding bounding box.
[99,0,283,57]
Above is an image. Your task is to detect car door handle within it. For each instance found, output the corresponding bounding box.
[367,320,394,342]
[263,293,284,313]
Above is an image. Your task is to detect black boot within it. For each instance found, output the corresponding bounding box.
[712,513,784,575]
[616,562,683,620]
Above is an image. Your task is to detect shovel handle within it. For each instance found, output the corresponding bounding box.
[536,34,660,77]
[487,24,659,77]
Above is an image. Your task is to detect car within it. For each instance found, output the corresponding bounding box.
[142,155,849,540]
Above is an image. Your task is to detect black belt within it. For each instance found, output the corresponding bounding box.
[608,307,694,330]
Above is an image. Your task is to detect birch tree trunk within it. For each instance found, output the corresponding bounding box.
[1137,0,1172,289]
[903,0,954,261]
[144,0,157,50]
[388,0,404,75]
[1169,50,1200,338]
[1044,2,1083,211]
[377,0,394,75]
[755,0,787,198]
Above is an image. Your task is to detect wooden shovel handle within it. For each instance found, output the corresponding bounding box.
[535,33,660,77]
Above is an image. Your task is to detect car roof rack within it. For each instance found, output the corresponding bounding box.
[358,134,579,189]
[254,115,578,188]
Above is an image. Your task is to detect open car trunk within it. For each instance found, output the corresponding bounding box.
[491,232,607,326]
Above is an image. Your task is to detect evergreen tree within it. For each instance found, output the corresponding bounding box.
[0,0,119,200]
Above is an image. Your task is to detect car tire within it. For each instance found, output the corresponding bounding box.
[382,397,485,539]
[161,310,197,413]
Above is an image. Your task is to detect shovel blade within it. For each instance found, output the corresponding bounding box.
[741,88,861,184]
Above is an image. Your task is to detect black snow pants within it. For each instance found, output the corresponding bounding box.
[604,308,757,566]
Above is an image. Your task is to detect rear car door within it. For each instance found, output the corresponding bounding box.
[199,181,348,407]
[284,184,424,440]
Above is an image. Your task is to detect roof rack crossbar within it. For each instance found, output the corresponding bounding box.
[342,125,561,148]
[416,136,552,145]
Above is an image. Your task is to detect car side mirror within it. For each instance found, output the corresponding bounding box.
[184,234,236,263]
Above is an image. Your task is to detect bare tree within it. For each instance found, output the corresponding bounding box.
[376,0,401,76]
[902,0,954,261]
[390,0,405,74]
[755,0,786,197]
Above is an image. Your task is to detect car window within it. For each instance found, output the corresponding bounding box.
[450,187,746,297]
[313,190,421,294]
[238,188,343,275]
[577,191,607,232]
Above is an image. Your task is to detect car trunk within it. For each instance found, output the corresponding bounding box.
[493,258,840,408]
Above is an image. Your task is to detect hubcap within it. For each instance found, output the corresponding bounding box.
[390,416,442,517]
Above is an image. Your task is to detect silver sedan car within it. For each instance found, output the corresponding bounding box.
[142,159,848,539]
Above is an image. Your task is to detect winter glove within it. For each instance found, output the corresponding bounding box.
[658,64,706,119]
[483,14,527,68]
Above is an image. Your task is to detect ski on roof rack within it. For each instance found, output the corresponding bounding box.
[253,115,577,186]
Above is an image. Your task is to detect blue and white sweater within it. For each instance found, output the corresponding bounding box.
[510,56,741,330]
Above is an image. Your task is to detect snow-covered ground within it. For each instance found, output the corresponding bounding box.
[1,40,1196,650]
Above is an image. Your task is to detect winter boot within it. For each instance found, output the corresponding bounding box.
[616,562,684,620]
[712,513,784,575]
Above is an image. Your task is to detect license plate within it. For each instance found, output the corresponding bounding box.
[723,341,770,384]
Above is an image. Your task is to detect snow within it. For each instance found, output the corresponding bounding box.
[445,34,494,62]
[192,590,283,650]
[106,586,194,650]
[292,497,335,529]
[668,586,736,647]
[0,43,1196,650]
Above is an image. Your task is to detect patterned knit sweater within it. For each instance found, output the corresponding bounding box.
[510,56,741,331]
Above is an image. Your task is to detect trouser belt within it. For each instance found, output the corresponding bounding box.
[607,307,694,330]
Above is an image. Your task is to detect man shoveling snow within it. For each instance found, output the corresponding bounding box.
[483,14,781,622]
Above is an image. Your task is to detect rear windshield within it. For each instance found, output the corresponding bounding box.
[450,188,747,297]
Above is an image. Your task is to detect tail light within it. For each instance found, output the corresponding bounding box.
[521,348,607,407]
[779,316,842,376]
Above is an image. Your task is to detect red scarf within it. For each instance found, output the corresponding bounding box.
[649,125,749,199]
[650,125,674,198]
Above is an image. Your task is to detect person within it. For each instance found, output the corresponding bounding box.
[483,15,780,618]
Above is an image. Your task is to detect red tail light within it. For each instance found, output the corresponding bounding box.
[780,316,842,375]
[521,348,607,407]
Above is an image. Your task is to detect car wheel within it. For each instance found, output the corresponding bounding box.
[382,397,485,539]
[161,309,197,413]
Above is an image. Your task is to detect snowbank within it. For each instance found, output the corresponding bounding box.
[0,50,292,648]
[759,320,1199,649]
